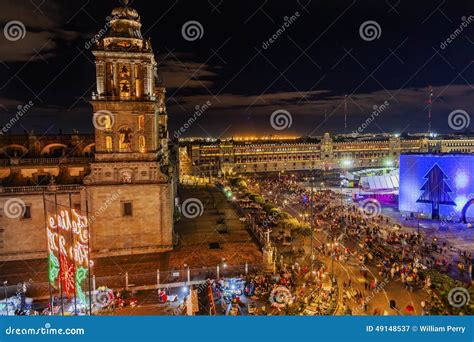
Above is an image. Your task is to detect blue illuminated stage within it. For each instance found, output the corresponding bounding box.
[399,154,474,222]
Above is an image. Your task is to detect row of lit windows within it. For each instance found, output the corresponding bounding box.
[448,148,472,153]
[105,135,146,153]
[443,142,474,147]
[196,151,394,164]
[234,159,384,169]
[234,146,319,153]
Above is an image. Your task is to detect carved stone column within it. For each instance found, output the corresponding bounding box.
[130,62,136,97]
[112,62,118,96]
[143,62,149,96]
[148,64,153,96]
[96,61,105,95]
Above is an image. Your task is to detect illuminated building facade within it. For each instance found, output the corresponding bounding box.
[0,2,174,261]
[182,133,474,177]
[399,154,474,222]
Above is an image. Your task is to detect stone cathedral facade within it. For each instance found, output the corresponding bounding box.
[84,3,174,256]
[0,2,174,261]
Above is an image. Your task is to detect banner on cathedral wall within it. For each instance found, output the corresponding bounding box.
[46,199,90,304]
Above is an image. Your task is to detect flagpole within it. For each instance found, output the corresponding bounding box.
[68,193,78,315]
[54,193,64,316]
[42,190,54,315]
[85,189,93,316]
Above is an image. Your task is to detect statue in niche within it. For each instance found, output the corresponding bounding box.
[120,170,132,184]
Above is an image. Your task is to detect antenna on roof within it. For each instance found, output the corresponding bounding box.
[427,85,433,133]
[344,94,348,134]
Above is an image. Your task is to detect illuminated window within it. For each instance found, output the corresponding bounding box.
[103,115,113,130]
[105,136,113,151]
[138,115,145,130]
[134,64,141,97]
[139,136,146,153]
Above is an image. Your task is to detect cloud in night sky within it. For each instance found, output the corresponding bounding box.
[0,0,80,62]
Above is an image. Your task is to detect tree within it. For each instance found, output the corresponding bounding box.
[417,163,456,218]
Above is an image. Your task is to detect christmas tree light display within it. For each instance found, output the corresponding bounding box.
[399,154,474,221]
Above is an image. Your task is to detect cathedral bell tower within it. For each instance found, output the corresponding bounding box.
[84,1,173,257]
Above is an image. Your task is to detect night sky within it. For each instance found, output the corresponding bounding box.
[1,0,474,137]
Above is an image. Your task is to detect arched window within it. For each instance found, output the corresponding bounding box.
[139,136,146,153]
[138,115,145,130]
[103,115,113,130]
[105,136,113,151]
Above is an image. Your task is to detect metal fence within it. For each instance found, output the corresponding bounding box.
[0,263,266,301]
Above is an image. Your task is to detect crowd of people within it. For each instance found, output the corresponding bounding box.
[210,260,338,315]
[240,172,473,315]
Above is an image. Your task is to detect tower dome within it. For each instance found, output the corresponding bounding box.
[96,0,151,51]
[108,0,143,40]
